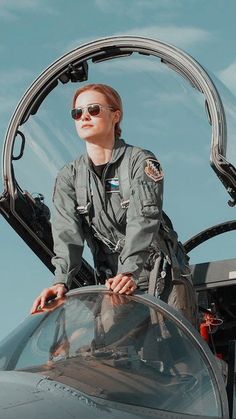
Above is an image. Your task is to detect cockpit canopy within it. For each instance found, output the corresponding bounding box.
[0,288,229,418]
[1,36,236,277]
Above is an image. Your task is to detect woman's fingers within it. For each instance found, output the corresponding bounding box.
[106,274,137,295]
[30,284,67,314]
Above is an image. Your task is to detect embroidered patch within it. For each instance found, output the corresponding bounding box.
[144,159,164,182]
[105,178,120,193]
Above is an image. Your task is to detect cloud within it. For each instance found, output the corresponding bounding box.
[40,114,82,162]
[65,24,211,75]
[0,68,34,115]
[95,0,182,19]
[217,63,236,166]
[96,56,166,75]
[218,61,236,96]
[65,25,213,61]
[64,36,98,54]
[113,25,211,49]
[0,96,16,117]
[0,0,54,20]
[0,68,33,85]
[0,67,36,144]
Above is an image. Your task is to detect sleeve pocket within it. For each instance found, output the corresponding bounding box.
[138,181,162,218]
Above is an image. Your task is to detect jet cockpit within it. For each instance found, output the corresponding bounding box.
[1,36,236,418]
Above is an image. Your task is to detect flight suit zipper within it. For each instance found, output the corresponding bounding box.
[87,163,110,212]
[101,163,111,208]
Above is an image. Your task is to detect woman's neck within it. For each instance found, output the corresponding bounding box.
[86,138,115,165]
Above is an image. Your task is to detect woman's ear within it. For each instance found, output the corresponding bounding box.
[113,109,121,124]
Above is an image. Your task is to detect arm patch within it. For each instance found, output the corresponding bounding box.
[144,159,164,182]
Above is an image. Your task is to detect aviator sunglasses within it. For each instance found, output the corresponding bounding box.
[71,103,115,120]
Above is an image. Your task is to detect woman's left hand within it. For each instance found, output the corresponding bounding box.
[105,273,137,295]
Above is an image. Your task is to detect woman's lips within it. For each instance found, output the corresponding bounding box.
[82,124,93,128]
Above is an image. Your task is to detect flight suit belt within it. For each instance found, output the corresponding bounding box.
[90,222,175,256]
[91,223,182,281]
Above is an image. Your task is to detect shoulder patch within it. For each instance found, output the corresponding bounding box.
[144,159,164,182]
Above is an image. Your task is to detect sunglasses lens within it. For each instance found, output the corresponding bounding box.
[71,108,83,120]
[71,104,102,120]
[88,104,100,116]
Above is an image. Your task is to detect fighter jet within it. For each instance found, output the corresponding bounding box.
[0,36,236,418]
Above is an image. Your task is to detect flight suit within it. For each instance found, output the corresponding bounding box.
[52,138,197,326]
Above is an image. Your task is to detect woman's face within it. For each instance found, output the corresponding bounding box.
[74,90,120,144]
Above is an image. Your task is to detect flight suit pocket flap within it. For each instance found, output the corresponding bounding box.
[138,181,161,218]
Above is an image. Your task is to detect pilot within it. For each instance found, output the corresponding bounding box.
[31,83,197,326]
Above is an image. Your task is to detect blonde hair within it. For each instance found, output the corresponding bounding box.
[73,83,123,138]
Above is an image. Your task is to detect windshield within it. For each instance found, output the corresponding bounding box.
[0,290,225,417]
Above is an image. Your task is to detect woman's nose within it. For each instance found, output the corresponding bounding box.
[81,108,91,120]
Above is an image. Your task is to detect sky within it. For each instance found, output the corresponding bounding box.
[0,0,236,339]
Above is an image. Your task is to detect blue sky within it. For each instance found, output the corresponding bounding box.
[0,0,236,339]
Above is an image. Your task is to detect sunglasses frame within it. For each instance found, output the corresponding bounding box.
[71,103,115,120]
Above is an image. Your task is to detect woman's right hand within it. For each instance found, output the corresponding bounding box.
[30,283,68,314]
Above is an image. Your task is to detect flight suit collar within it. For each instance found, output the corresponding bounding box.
[83,138,127,168]
[110,137,127,163]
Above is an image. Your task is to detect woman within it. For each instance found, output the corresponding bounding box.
[31,83,197,326]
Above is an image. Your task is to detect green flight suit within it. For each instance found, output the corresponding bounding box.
[52,138,197,326]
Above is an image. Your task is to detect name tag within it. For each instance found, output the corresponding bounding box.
[105,178,120,193]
